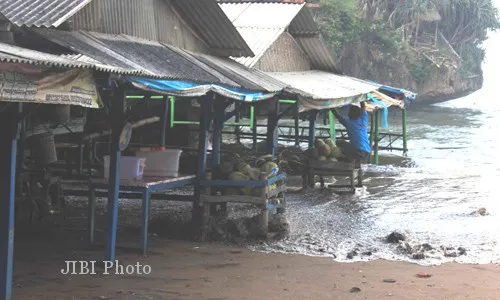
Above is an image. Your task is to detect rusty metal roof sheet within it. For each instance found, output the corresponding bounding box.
[171,0,253,57]
[0,0,92,27]
[31,29,240,85]
[31,28,286,92]
[219,2,304,67]
[0,40,140,75]
[189,51,287,92]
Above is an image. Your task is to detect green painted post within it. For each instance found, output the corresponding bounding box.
[169,97,175,128]
[249,106,255,128]
[402,108,408,155]
[373,110,379,165]
[328,110,336,142]
[369,112,374,150]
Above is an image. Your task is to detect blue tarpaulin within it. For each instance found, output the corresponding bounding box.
[367,81,417,102]
[125,77,278,102]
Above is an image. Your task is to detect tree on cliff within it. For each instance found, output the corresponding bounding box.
[317,0,499,88]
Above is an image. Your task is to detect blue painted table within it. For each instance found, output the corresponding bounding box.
[88,175,196,255]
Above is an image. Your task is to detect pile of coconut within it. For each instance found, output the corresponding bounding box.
[213,154,281,196]
[307,138,346,162]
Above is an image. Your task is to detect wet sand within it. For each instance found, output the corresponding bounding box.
[12,224,500,300]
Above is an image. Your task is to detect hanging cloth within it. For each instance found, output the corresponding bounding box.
[367,94,389,128]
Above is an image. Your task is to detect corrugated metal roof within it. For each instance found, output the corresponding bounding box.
[295,36,338,73]
[189,51,287,92]
[217,1,306,3]
[0,41,140,75]
[231,27,284,67]
[266,70,379,111]
[31,28,240,85]
[31,28,286,92]
[219,2,304,67]
[171,0,254,57]
[289,6,318,34]
[0,0,92,27]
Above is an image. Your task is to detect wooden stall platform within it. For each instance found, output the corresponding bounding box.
[199,172,287,240]
[305,160,362,194]
[88,175,196,255]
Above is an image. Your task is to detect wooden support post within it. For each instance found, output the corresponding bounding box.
[259,172,269,236]
[252,106,257,151]
[211,97,224,169]
[193,93,213,228]
[308,110,317,149]
[266,98,279,158]
[0,104,20,300]
[159,96,169,146]
[294,103,300,146]
[105,88,126,263]
[235,103,241,144]
[373,110,380,165]
[200,172,212,242]
[402,108,408,155]
[140,190,151,256]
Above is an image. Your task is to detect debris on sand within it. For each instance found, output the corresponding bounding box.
[416,273,432,278]
[350,287,361,293]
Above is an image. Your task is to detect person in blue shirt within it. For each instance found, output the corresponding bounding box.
[331,101,371,164]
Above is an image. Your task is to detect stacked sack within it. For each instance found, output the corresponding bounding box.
[216,154,280,196]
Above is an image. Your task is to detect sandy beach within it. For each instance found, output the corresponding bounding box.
[12,222,500,300]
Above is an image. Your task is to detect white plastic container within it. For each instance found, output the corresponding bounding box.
[103,155,146,181]
[134,148,183,177]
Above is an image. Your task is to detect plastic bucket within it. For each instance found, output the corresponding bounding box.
[104,156,146,181]
[134,148,182,177]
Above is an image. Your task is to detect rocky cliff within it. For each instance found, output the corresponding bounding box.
[337,43,483,104]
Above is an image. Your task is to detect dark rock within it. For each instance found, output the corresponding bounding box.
[421,243,434,251]
[412,253,425,260]
[397,242,413,254]
[383,279,397,283]
[458,247,467,256]
[362,251,372,256]
[346,250,358,259]
[350,287,361,293]
[444,251,458,258]
[386,232,406,243]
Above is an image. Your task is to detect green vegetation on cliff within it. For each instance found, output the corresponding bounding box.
[316,0,500,93]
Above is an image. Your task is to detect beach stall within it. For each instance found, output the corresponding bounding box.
[28,28,293,251]
[129,53,290,239]
[0,42,135,300]
[265,70,408,192]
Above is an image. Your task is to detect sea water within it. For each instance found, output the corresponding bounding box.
[249,20,500,266]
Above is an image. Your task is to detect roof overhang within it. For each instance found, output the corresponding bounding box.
[266,70,404,112]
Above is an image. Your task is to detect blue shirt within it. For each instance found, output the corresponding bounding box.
[339,111,370,153]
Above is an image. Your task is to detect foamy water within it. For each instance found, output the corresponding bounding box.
[249,26,500,265]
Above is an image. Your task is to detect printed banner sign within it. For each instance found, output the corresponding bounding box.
[0,63,102,108]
